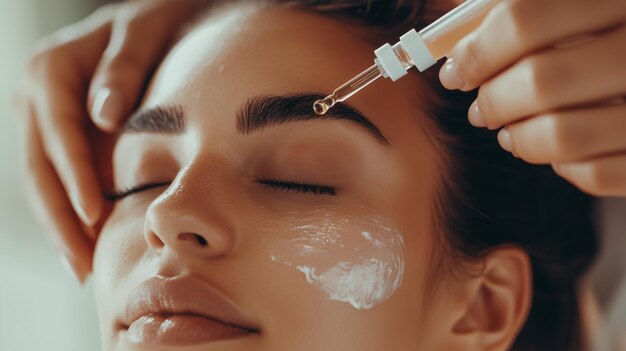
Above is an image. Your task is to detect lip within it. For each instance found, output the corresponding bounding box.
[121,275,259,347]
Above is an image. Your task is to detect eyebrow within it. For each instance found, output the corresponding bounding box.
[123,93,389,145]
[123,105,185,134]
[236,93,389,145]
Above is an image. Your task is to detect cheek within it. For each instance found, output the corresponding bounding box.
[93,201,148,306]
[261,207,405,310]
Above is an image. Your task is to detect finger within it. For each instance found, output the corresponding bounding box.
[88,2,195,131]
[34,68,104,227]
[18,107,94,284]
[27,3,114,57]
[553,154,626,197]
[440,0,626,90]
[25,17,113,228]
[497,103,626,164]
[470,25,626,129]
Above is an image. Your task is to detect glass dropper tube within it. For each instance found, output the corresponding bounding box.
[313,64,382,114]
[313,0,500,115]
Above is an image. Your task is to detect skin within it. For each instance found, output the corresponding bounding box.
[13,0,210,283]
[14,0,626,287]
[94,4,530,351]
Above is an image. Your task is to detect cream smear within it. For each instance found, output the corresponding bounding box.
[264,207,405,310]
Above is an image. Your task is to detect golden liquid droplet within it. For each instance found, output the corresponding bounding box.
[313,96,336,115]
[313,100,328,115]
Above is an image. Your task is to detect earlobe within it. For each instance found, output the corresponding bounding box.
[451,247,532,351]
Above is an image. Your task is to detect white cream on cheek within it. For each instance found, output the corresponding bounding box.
[264,208,405,310]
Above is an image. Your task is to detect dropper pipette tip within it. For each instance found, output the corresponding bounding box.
[313,95,336,115]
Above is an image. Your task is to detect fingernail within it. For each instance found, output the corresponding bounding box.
[439,58,464,90]
[497,128,513,153]
[468,100,487,127]
[92,87,123,129]
[59,254,84,286]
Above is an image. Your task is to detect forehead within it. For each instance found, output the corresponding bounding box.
[143,4,429,134]
[145,5,377,105]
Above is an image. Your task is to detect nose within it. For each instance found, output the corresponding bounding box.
[143,166,236,259]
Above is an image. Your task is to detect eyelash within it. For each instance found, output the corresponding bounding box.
[104,181,171,202]
[105,179,336,202]
[257,178,337,196]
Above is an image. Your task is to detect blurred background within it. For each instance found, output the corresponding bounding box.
[0,0,105,350]
[0,1,624,350]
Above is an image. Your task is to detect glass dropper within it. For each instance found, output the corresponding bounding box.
[313,64,382,115]
[313,0,500,115]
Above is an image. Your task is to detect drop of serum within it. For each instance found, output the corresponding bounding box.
[313,96,336,115]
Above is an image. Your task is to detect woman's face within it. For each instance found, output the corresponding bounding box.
[94,5,449,351]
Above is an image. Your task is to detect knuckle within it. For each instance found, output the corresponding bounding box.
[502,0,541,47]
[523,57,566,110]
[543,114,581,159]
[499,2,525,41]
[457,35,486,83]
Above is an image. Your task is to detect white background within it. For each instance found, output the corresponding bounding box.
[0,1,104,350]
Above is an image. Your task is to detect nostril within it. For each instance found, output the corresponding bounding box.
[178,233,209,247]
[195,234,208,246]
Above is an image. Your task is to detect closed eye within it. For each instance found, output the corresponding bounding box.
[257,178,337,196]
[104,178,337,202]
[104,181,171,202]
